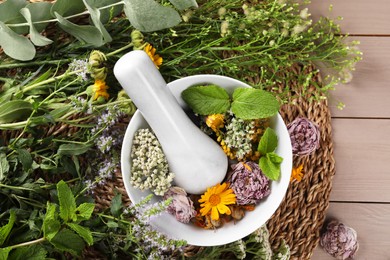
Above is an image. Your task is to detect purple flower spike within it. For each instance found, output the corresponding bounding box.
[320,220,359,259]
[227,161,270,205]
[287,117,320,156]
[163,187,196,224]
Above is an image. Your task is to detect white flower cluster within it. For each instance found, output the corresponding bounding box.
[130,129,174,196]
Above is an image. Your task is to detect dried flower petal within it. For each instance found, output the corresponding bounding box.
[287,117,320,156]
[320,220,359,259]
[163,186,196,224]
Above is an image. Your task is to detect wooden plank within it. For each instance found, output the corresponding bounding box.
[327,36,390,118]
[330,118,390,202]
[311,203,390,260]
[308,0,390,35]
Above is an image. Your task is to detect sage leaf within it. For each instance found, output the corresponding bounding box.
[20,7,53,46]
[50,229,85,256]
[50,0,85,17]
[110,193,122,217]
[76,203,95,221]
[258,127,278,155]
[0,0,28,34]
[67,223,93,246]
[43,203,61,241]
[259,152,283,181]
[17,149,33,171]
[0,210,16,246]
[57,143,92,156]
[9,245,47,260]
[55,12,104,47]
[83,0,112,43]
[57,180,77,222]
[0,21,36,61]
[181,85,230,115]
[123,0,182,32]
[168,0,198,10]
[231,88,279,119]
[0,153,9,182]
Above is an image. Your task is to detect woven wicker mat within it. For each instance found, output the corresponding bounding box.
[92,93,335,259]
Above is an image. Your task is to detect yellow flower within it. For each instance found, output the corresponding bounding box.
[291,164,304,182]
[206,114,225,132]
[144,43,163,68]
[93,80,109,100]
[199,183,236,221]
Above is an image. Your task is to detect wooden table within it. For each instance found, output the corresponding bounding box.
[307,1,390,259]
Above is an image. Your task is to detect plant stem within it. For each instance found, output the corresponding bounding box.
[0,183,35,191]
[106,42,134,57]
[9,237,46,250]
[0,59,73,69]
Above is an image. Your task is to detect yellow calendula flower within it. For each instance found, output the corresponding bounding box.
[199,183,236,221]
[290,164,304,182]
[206,114,225,132]
[93,79,109,100]
[144,43,163,68]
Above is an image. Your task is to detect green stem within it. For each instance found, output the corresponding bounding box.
[99,214,132,225]
[8,237,46,250]
[0,183,35,192]
[106,43,134,57]
[0,59,72,69]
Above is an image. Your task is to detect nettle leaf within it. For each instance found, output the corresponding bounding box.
[123,0,182,32]
[43,203,61,241]
[50,228,85,256]
[17,149,33,171]
[0,21,35,61]
[50,0,85,17]
[67,223,93,245]
[76,203,95,221]
[20,4,53,46]
[0,210,16,246]
[168,0,198,10]
[0,153,10,182]
[0,0,28,34]
[86,0,123,23]
[83,0,112,43]
[259,152,283,181]
[57,143,92,156]
[258,127,278,155]
[231,88,280,120]
[9,245,47,260]
[181,85,230,115]
[57,180,77,222]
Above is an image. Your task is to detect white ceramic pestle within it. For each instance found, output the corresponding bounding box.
[114,50,228,194]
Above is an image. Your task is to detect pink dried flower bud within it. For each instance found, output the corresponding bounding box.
[287,117,320,156]
[227,161,270,205]
[320,220,359,259]
[163,186,196,224]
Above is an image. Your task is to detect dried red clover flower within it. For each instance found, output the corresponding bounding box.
[227,161,270,205]
[320,220,359,259]
[287,117,320,156]
[163,186,196,224]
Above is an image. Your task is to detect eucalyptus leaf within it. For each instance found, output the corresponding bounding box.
[85,0,123,24]
[83,0,112,43]
[0,0,28,34]
[55,12,104,46]
[24,2,54,31]
[168,0,198,10]
[50,0,85,17]
[20,8,53,46]
[0,21,36,61]
[123,0,182,32]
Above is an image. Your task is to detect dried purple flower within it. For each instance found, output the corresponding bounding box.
[227,161,270,205]
[320,220,359,259]
[163,186,196,224]
[287,117,320,156]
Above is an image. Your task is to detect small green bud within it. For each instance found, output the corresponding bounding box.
[131,30,145,49]
[88,50,108,80]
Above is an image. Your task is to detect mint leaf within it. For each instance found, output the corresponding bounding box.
[76,203,95,221]
[258,127,278,155]
[110,193,122,217]
[17,149,33,171]
[9,245,47,260]
[231,88,279,119]
[0,210,15,246]
[0,153,9,182]
[181,85,230,115]
[50,228,85,256]
[259,152,283,181]
[0,247,11,260]
[67,223,93,246]
[57,143,92,156]
[43,203,60,241]
[57,180,77,222]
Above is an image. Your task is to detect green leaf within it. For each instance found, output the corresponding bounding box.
[9,245,47,260]
[106,220,119,228]
[85,0,123,24]
[17,149,33,171]
[181,85,230,115]
[57,180,77,222]
[168,0,198,10]
[67,223,93,246]
[49,106,71,119]
[110,193,122,217]
[24,2,54,31]
[0,153,9,183]
[231,88,280,119]
[123,0,182,32]
[20,7,53,46]
[76,203,95,221]
[0,247,11,260]
[0,0,28,34]
[83,0,112,43]
[0,21,36,61]
[0,100,33,124]
[0,210,16,246]
[57,143,92,156]
[259,152,283,181]
[43,203,61,241]
[55,12,104,46]
[258,127,278,155]
[50,228,85,256]
[50,0,85,17]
